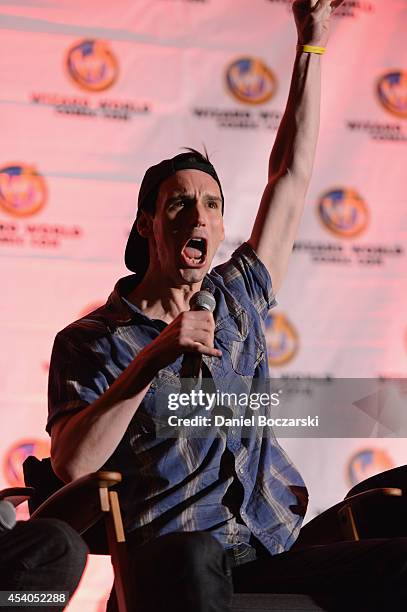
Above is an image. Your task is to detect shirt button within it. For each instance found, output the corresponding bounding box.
[238,467,244,474]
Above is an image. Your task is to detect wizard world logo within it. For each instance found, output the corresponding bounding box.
[376,70,407,119]
[265,312,299,367]
[347,448,394,487]
[66,39,119,92]
[317,188,369,238]
[225,57,277,105]
[3,439,50,486]
[0,163,47,217]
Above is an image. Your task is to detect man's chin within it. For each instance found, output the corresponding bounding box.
[178,266,207,285]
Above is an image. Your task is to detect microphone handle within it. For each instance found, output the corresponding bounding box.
[180,290,216,385]
[180,351,202,382]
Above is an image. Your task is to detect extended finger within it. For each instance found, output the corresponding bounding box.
[191,343,222,358]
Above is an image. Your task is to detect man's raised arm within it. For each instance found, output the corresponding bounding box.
[248,0,343,293]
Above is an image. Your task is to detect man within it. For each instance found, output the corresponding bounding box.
[47,1,407,610]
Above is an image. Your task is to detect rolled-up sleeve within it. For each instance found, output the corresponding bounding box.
[47,331,109,434]
[212,242,277,321]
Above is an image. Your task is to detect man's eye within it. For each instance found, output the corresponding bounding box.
[208,200,219,209]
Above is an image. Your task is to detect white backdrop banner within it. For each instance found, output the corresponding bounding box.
[1,1,406,609]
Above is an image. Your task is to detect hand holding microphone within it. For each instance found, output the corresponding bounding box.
[180,290,217,384]
[140,290,220,378]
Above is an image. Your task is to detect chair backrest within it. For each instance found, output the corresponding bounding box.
[23,455,109,554]
[294,486,405,549]
[23,456,63,513]
[345,465,407,498]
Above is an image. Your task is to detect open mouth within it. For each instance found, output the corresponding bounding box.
[181,237,207,265]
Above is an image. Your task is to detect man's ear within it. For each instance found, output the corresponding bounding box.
[137,210,153,238]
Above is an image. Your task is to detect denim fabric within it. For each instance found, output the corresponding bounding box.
[231,537,407,611]
[48,242,308,554]
[107,532,232,612]
[108,532,407,612]
[225,542,258,570]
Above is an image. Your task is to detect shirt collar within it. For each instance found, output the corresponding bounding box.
[104,274,142,326]
[105,272,217,328]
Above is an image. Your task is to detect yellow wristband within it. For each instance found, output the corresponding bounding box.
[298,44,326,55]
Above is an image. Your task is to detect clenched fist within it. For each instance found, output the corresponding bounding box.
[141,309,222,375]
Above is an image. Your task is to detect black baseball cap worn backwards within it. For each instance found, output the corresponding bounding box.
[125,149,224,275]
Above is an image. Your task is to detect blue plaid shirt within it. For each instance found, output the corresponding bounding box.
[47,242,308,554]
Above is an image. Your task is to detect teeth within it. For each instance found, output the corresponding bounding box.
[187,238,206,253]
[183,237,206,264]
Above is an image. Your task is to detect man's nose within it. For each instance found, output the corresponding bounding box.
[188,201,207,226]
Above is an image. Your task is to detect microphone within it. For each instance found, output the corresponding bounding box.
[0,500,17,532]
[180,290,216,386]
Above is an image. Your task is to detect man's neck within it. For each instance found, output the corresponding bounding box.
[128,270,203,324]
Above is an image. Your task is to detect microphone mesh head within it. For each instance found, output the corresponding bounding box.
[190,290,216,312]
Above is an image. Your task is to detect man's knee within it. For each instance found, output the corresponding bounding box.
[29,518,88,565]
[168,532,225,571]
[138,531,227,581]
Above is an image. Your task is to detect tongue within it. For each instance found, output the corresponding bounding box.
[184,246,202,259]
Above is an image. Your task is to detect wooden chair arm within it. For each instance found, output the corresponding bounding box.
[293,487,404,549]
[31,471,122,535]
[0,487,35,507]
[345,464,407,498]
[345,486,402,502]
